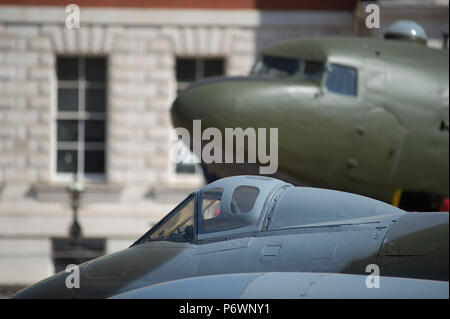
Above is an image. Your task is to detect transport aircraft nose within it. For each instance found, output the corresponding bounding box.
[170,77,238,131]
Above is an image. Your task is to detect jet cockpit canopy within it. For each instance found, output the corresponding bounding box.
[132,176,405,246]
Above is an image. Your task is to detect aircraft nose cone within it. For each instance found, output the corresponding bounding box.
[170,86,211,129]
[11,271,73,299]
[170,96,187,128]
[170,78,236,130]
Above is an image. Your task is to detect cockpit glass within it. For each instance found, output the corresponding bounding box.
[147,196,195,243]
[231,186,260,214]
[303,61,324,83]
[201,188,223,220]
[199,185,261,235]
[252,55,301,78]
[325,64,357,97]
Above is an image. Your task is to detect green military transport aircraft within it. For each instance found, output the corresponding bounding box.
[171,21,449,211]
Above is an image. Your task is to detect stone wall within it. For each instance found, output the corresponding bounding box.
[0,24,254,201]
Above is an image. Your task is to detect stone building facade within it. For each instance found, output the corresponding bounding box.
[0,0,448,290]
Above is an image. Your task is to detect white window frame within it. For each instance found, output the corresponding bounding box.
[53,55,108,183]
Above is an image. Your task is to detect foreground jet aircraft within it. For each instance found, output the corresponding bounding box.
[113,272,449,299]
[171,21,449,211]
[13,176,448,298]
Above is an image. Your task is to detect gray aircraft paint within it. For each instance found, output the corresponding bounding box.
[112,272,449,299]
[12,176,449,299]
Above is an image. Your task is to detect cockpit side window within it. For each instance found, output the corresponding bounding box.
[252,55,301,78]
[199,185,261,234]
[231,186,259,214]
[201,187,223,220]
[325,64,357,97]
[145,195,195,243]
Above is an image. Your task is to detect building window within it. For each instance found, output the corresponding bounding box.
[174,57,225,174]
[176,57,225,93]
[56,56,107,178]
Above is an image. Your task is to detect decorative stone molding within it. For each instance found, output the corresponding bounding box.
[32,182,123,203]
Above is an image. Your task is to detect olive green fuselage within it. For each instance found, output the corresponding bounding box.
[172,37,449,206]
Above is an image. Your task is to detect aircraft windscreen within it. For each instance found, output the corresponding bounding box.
[251,56,324,83]
[146,196,195,243]
[252,55,301,78]
[303,61,325,84]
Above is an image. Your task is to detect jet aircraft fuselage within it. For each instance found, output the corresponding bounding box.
[13,176,449,299]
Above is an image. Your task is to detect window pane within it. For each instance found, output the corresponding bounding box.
[57,120,78,142]
[57,57,78,81]
[199,186,255,234]
[57,150,77,173]
[85,88,106,112]
[176,163,196,174]
[84,150,105,173]
[231,186,260,214]
[176,58,196,82]
[303,61,324,83]
[325,64,357,97]
[252,55,301,78]
[203,59,224,77]
[85,58,106,82]
[58,88,78,111]
[202,188,223,220]
[85,120,105,142]
[149,197,195,243]
[200,187,235,233]
[56,56,109,177]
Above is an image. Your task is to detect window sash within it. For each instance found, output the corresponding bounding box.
[56,56,107,177]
